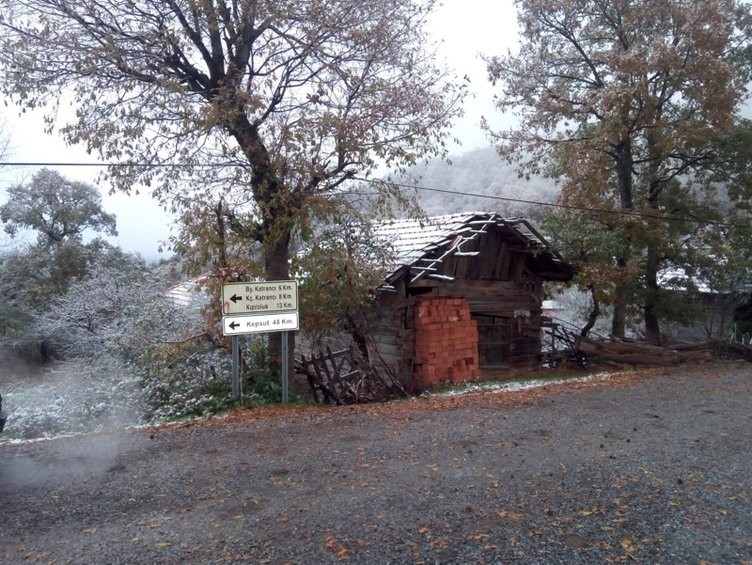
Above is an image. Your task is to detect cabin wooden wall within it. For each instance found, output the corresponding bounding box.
[367,224,558,384]
[366,286,415,387]
[434,279,543,371]
[368,281,545,385]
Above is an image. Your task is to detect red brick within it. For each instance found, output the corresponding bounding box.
[413,296,479,390]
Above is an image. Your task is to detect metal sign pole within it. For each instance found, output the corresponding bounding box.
[231,335,240,398]
[281,331,289,404]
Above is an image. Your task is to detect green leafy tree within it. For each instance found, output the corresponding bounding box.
[689,120,752,337]
[24,251,231,424]
[486,0,752,341]
[295,210,394,353]
[0,0,465,367]
[28,250,152,357]
[0,168,118,300]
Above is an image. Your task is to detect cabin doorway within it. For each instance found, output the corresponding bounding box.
[475,315,539,370]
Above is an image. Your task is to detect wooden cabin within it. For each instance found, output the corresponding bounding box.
[367,212,573,390]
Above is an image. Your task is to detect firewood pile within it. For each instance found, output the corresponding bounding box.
[574,336,716,368]
[708,340,752,363]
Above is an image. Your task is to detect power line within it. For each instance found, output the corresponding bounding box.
[0,160,740,228]
[352,176,737,229]
[0,162,223,168]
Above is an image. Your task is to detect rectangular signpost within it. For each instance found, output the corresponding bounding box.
[223,312,299,335]
[222,281,298,317]
[222,280,299,403]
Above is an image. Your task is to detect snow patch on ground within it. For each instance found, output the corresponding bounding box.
[2,360,615,444]
[433,372,612,397]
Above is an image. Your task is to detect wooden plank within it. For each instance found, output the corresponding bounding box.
[331,348,349,375]
[324,346,344,393]
[298,353,321,403]
[298,352,343,405]
[317,349,342,404]
[511,252,527,281]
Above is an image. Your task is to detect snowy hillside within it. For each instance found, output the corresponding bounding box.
[405,146,560,219]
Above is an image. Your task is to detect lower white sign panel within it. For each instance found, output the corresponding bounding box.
[223,312,299,336]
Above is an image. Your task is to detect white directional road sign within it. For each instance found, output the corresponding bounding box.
[222,280,298,316]
[222,312,299,336]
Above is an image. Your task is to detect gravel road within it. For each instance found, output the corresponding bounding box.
[1,363,751,564]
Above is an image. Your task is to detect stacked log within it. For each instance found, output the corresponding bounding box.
[709,340,752,362]
[575,337,713,367]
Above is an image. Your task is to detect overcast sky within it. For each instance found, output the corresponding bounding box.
[0,1,520,260]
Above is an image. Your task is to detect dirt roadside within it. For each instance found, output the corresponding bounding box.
[1,363,751,564]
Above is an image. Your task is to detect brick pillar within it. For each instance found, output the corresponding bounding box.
[412,296,479,390]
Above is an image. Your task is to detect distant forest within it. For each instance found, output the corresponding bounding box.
[405,146,560,221]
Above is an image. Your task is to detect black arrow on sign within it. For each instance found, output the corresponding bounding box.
[229,294,242,303]
[229,321,240,330]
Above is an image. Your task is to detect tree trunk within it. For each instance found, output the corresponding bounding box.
[644,124,665,344]
[643,132,663,345]
[230,116,298,374]
[264,224,294,374]
[644,244,661,344]
[580,284,601,338]
[612,278,628,339]
[214,199,227,270]
[611,138,633,338]
[615,140,634,209]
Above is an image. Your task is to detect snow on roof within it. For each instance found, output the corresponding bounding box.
[658,268,713,294]
[542,299,564,311]
[373,212,570,285]
[374,212,475,266]
[657,267,752,295]
[161,213,571,298]
[166,275,209,306]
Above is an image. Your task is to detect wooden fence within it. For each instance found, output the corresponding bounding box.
[296,346,407,405]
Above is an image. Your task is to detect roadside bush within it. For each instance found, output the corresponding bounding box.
[129,340,232,421]
[135,339,299,420]
[239,337,281,404]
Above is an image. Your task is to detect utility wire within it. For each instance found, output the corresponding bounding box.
[0,161,217,167]
[351,176,737,229]
[0,160,741,229]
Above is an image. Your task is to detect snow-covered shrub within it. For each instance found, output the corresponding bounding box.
[1,358,142,440]
[133,348,235,421]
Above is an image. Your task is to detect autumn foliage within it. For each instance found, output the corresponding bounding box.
[486,0,752,341]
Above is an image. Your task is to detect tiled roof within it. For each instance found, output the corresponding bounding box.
[166,275,209,306]
[163,213,571,300]
[658,267,752,294]
[375,213,476,267]
[374,212,569,285]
